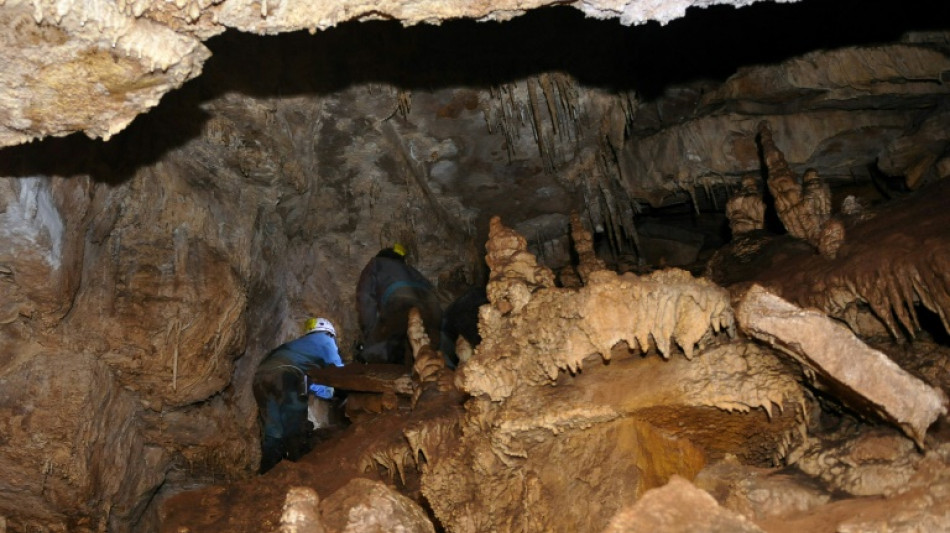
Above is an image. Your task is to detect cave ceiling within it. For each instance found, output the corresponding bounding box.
[0,0,800,150]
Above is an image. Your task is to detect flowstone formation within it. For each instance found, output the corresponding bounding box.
[419,218,810,533]
[462,216,738,401]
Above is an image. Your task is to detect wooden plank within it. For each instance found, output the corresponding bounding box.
[305,363,413,395]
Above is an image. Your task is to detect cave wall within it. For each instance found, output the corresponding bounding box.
[620,38,950,206]
[0,43,618,527]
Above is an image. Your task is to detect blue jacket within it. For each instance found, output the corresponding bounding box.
[259,331,343,398]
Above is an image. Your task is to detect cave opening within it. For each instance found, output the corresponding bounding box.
[2,0,950,531]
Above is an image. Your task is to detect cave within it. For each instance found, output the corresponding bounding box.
[2,0,950,531]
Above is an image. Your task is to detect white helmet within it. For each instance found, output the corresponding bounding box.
[306,317,336,337]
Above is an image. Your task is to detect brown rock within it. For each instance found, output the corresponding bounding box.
[602,475,765,533]
[695,455,830,522]
[280,486,325,533]
[319,478,435,533]
[725,175,766,236]
[737,284,948,446]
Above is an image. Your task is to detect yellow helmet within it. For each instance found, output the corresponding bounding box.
[392,243,407,257]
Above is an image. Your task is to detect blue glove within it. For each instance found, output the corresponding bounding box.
[309,384,334,400]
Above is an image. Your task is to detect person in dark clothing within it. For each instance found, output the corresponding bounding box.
[440,285,488,368]
[252,317,343,474]
[356,244,442,365]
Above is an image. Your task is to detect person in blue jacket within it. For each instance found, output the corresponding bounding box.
[252,317,343,473]
[356,243,442,365]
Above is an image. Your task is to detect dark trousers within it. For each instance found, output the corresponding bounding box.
[359,287,443,365]
[252,366,312,473]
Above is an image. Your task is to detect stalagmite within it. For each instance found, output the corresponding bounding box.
[757,121,843,258]
[454,335,474,365]
[570,211,606,284]
[358,308,464,482]
[408,307,454,406]
[737,284,948,447]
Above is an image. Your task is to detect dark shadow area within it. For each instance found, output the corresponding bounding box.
[0,84,211,184]
[200,0,949,98]
[916,304,950,346]
[0,0,947,182]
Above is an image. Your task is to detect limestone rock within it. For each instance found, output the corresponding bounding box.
[319,478,435,533]
[422,223,809,532]
[619,43,950,205]
[879,106,950,189]
[708,45,950,111]
[794,426,924,497]
[758,438,950,532]
[725,175,766,236]
[0,176,89,326]
[695,455,831,522]
[757,121,841,255]
[280,486,325,533]
[601,475,765,533]
[0,0,210,147]
[0,352,166,531]
[0,0,787,149]
[737,284,948,446]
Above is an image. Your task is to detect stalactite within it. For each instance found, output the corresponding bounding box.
[553,73,580,138]
[598,180,623,258]
[538,73,560,136]
[617,90,638,138]
[527,78,555,173]
[478,75,591,172]
[673,173,738,215]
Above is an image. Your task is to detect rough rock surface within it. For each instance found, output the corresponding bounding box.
[2,2,950,531]
[602,475,766,533]
[737,284,948,446]
[793,425,927,498]
[689,424,950,533]
[620,40,950,205]
[725,175,766,236]
[695,456,831,522]
[0,0,788,149]
[318,478,434,533]
[279,486,325,533]
[418,221,810,533]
